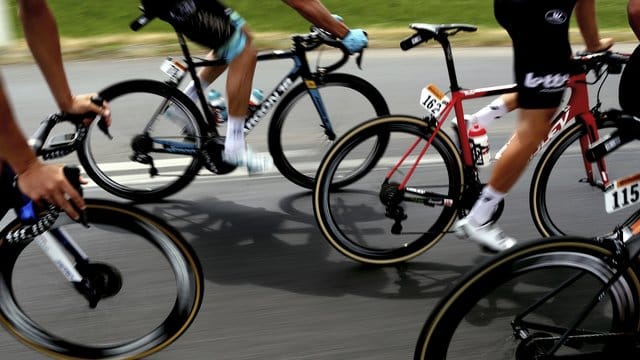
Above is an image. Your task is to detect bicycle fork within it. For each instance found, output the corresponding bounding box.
[28,223,122,308]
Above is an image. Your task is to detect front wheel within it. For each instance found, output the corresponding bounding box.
[0,199,204,359]
[313,115,463,265]
[414,237,640,359]
[530,119,640,237]
[268,73,390,189]
[78,79,207,202]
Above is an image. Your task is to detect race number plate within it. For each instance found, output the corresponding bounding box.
[420,84,450,119]
[160,57,186,81]
[604,172,640,213]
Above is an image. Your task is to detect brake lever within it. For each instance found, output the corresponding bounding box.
[92,96,112,140]
[355,50,364,69]
[64,166,89,228]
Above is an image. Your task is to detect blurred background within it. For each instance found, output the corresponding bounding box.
[0,0,635,55]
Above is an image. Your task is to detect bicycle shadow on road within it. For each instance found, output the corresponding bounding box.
[140,191,479,301]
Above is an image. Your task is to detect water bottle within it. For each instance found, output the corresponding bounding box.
[207,89,228,124]
[249,88,264,107]
[469,124,491,167]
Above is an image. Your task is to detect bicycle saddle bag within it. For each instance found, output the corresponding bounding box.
[619,44,640,117]
[140,0,235,49]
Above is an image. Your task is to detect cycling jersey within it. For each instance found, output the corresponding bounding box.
[495,0,577,109]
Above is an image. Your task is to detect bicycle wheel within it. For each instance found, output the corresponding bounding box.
[268,73,390,189]
[415,237,640,359]
[313,115,463,265]
[530,119,640,237]
[0,199,203,359]
[78,80,207,202]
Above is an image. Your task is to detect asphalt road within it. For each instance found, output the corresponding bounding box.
[0,44,635,359]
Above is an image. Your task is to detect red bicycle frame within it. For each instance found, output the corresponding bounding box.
[388,51,608,191]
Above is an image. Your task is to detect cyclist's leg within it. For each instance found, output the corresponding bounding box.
[220,20,272,173]
[182,53,227,102]
[455,0,573,252]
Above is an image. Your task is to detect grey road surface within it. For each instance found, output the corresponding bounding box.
[0,44,634,359]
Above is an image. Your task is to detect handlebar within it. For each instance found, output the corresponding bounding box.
[571,50,630,77]
[293,25,366,72]
[30,97,108,159]
[6,99,105,241]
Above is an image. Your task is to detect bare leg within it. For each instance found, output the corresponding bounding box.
[629,0,640,41]
[488,108,555,192]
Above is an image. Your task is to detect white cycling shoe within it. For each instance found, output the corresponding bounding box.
[223,147,273,174]
[454,217,517,253]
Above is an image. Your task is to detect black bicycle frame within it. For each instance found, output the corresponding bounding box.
[510,234,640,357]
[178,32,337,141]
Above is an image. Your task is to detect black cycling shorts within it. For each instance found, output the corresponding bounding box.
[142,0,235,50]
[495,0,577,109]
[619,44,640,116]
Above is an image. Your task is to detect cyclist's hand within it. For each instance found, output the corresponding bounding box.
[16,161,87,220]
[63,93,112,127]
[331,14,344,23]
[585,37,614,53]
[341,29,368,55]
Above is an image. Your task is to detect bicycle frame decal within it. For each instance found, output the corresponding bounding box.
[244,75,296,132]
[37,231,83,282]
[152,139,199,155]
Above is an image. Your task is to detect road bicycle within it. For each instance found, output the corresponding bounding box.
[414,186,640,358]
[0,110,204,358]
[312,23,630,265]
[75,6,389,202]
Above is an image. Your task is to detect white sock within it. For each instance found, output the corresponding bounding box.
[472,97,508,129]
[224,116,245,155]
[467,185,505,226]
[183,79,211,102]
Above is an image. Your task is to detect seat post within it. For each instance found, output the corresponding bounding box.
[436,35,461,92]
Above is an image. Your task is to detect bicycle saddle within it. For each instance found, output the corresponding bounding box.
[409,23,477,37]
[401,23,477,51]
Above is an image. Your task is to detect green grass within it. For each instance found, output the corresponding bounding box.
[8,0,633,38]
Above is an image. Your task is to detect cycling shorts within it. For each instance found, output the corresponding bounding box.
[144,0,247,63]
[495,0,577,109]
[619,44,640,116]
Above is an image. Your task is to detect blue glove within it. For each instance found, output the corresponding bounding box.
[342,29,368,54]
[332,14,344,22]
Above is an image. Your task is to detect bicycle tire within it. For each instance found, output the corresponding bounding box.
[0,199,203,359]
[78,79,207,202]
[313,115,463,265]
[414,237,640,359]
[268,73,390,189]
[530,118,640,237]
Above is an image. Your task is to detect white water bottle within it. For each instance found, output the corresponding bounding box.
[469,124,490,167]
[207,89,228,124]
[249,88,264,107]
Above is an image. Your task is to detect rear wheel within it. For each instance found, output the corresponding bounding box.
[78,80,206,202]
[313,115,463,265]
